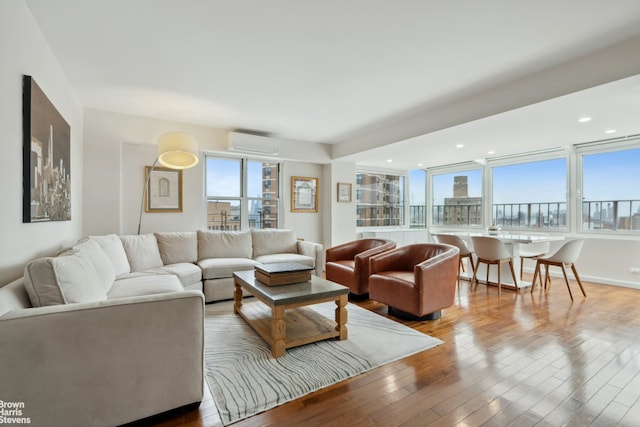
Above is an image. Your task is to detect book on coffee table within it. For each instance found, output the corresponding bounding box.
[254,262,313,286]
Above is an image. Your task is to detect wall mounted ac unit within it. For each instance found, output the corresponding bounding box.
[227,131,280,156]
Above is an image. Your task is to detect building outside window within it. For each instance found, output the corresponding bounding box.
[431,168,483,227]
[205,156,279,230]
[356,171,405,227]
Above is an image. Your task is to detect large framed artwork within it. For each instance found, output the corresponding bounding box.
[145,166,183,212]
[291,176,318,213]
[22,75,71,222]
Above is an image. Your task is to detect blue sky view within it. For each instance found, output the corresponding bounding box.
[416,147,640,206]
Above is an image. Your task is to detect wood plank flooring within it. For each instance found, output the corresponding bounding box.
[132,275,640,427]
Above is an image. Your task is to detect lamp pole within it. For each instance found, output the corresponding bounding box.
[137,157,159,235]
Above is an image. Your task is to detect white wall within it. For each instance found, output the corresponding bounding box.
[83,109,328,245]
[0,1,83,284]
[323,162,357,247]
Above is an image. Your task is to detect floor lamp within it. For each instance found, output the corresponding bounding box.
[137,132,199,234]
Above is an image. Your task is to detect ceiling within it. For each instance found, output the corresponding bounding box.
[25,0,640,170]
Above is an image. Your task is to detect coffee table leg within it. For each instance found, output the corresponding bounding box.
[233,278,242,314]
[335,294,348,340]
[272,305,286,357]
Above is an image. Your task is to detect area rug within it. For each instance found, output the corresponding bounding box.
[204,300,443,425]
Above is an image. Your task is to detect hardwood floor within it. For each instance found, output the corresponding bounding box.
[139,275,640,426]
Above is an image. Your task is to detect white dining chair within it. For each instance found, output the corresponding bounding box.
[531,238,586,301]
[471,236,519,296]
[518,233,551,280]
[433,233,475,290]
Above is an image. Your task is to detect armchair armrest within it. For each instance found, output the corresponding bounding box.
[0,291,204,427]
[297,240,324,275]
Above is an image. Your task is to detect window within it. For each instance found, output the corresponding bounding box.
[492,157,567,229]
[356,171,405,227]
[409,169,426,228]
[581,146,640,231]
[431,168,482,227]
[205,156,280,230]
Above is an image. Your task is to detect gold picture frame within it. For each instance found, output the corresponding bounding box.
[145,166,183,212]
[291,176,318,212]
[337,182,352,203]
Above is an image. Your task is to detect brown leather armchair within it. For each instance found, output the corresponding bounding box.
[325,238,396,297]
[368,243,459,320]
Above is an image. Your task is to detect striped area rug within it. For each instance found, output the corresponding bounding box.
[204,300,443,425]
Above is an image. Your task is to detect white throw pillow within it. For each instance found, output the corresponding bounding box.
[69,239,116,293]
[197,230,252,260]
[24,250,109,307]
[88,234,131,276]
[251,229,297,258]
[119,234,164,272]
[155,231,198,265]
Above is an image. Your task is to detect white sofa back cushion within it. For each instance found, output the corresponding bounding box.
[88,234,131,276]
[155,231,198,265]
[198,230,252,259]
[252,229,297,258]
[120,234,164,272]
[23,243,110,307]
[68,239,116,293]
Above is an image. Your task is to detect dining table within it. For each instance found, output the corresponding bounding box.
[437,231,565,291]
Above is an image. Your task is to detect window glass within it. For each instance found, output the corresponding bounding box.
[492,158,567,229]
[206,157,279,230]
[582,147,640,231]
[409,169,426,228]
[356,172,405,227]
[206,158,241,197]
[432,169,482,226]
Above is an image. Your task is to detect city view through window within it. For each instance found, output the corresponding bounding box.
[205,157,279,230]
[405,146,640,231]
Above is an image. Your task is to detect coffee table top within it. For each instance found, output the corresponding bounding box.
[233,270,348,306]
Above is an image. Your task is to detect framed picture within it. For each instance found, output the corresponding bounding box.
[291,176,318,213]
[337,182,352,203]
[22,75,71,222]
[145,166,183,212]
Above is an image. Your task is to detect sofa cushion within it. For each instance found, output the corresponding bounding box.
[252,229,297,258]
[120,234,164,272]
[23,251,108,307]
[197,258,257,280]
[155,231,198,265]
[254,253,315,268]
[108,274,183,299]
[87,234,131,277]
[197,230,252,260]
[68,239,116,293]
[146,263,202,287]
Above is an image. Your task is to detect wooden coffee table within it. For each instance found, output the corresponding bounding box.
[233,270,349,358]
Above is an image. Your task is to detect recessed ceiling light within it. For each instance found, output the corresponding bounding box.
[456,144,464,148]
[605,129,617,134]
[578,117,592,123]
[386,159,393,163]
[487,150,495,155]
[417,163,423,167]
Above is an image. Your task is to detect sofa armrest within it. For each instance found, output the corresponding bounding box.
[0,291,204,427]
[297,240,324,275]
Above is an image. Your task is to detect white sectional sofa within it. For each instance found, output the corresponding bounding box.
[0,228,322,426]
